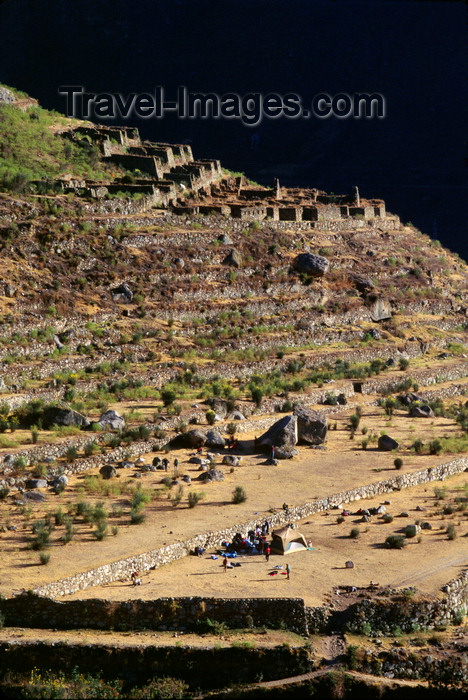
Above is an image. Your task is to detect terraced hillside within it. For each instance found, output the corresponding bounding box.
[0,85,467,696]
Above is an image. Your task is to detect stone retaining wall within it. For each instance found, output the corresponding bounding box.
[0,593,309,636]
[0,637,313,688]
[32,455,468,598]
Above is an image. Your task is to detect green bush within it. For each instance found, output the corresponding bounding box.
[394,457,403,470]
[349,527,360,539]
[188,491,205,508]
[130,508,146,524]
[232,486,247,504]
[446,523,457,540]
[39,552,50,565]
[385,534,406,549]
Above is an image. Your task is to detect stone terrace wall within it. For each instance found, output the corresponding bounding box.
[0,638,313,688]
[0,594,309,636]
[32,455,468,598]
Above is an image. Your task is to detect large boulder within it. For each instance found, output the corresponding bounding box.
[0,87,14,104]
[207,398,228,419]
[100,465,117,479]
[205,429,226,449]
[222,249,242,268]
[292,252,329,277]
[218,233,233,245]
[370,298,392,322]
[410,404,434,418]
[222,455,241,467]
[378,435,399,451]
[42,406,90,430]
[351,274,375,295]
[170,429,207,449]
[227,410,246,421]
[25,479,47,490]
[111,283,133,303]
[257,415,298,450]
[197,468,225,482]
[274,446,299,459]
[294,406,328,445]
[98,410,125,430]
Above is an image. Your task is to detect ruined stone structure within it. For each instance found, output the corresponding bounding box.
[39,123,396,226]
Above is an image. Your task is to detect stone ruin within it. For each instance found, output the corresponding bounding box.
[29,122,395,226]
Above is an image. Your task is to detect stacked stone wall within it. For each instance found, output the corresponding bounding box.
[31,455,468,598]
[0,637,313,687]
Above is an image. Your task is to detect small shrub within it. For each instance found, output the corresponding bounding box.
[39,552,50,565]
[94,521,108,540]
[446,523,457,540]
[232,486,247,504]
[130,508,146,524]
[383,514,394,523]
[336,515,345,524]
[349,527,360,539]
[205,410,216,425]
[188,491,205,508]
[385,534,406,549]
[394,457,403,470]
[171,485,184,508]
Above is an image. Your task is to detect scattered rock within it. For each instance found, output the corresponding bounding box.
[274,446,299,459]
[257,415,298,450]
[222,455,240,467]
[205,429,226,449]
[294,406,327,445]
[218,233,233,245]
[22,491,46,503]
[351,274,375,295]
[421,521,432,530]
[197,468,225,482]
[25,479,47,489]
[99,465,117,479]
[227,411,245,421]
[53,335,64,350]
[98,410,125,430]
[53,475,68,489]
[111,282,133,303]
[410,404,434,418]
[370,298,392,322]
[377,435,399,451]
[188,456,209,465]
[0,87,15,104]
[207,398,228,418]
[170,430,207,449]
[42,406,90,429]
[293,252,329,277]
[222,249,242,267]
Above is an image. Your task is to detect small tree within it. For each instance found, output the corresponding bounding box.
[226,422,238,439]
[232,486,247,504]
[250,386,263,408]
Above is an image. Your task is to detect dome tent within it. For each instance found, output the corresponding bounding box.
[270,526,308,555]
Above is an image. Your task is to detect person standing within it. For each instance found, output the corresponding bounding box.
[286,563,291,580]
[265,544,271,563]
[222,556,228,572]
